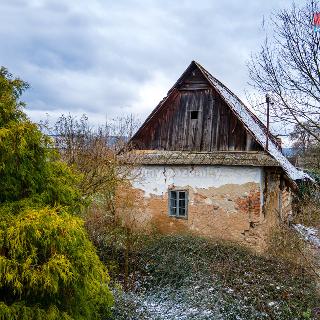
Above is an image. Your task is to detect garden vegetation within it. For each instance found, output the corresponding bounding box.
[0,67,113,320]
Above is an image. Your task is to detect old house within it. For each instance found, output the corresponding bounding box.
[123,61,310,251]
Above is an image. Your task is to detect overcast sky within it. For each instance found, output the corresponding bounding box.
[0,0,289,134]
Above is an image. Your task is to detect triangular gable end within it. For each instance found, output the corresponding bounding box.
[132,62,261,152]
[130,61,310,183]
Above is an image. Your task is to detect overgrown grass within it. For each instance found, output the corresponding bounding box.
[107,234,319,319]
[294,179,320,228]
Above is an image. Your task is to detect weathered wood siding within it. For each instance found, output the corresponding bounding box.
[132,69,262,151]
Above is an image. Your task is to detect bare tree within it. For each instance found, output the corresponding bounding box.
[51,114,149,290]
[248,0,320,142]
[53,114,140,203]
[290,122,319,153]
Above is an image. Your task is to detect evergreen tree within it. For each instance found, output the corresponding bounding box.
[0,67,113,319]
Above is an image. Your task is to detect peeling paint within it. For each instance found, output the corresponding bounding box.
[132,165,263,198]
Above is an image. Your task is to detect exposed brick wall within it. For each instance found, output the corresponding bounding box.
[236,190,261,223]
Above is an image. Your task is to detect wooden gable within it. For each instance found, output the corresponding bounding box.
[131,63,262,152]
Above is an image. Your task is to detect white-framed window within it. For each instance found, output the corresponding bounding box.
[168,190,188,218]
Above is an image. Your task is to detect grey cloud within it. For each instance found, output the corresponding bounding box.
[0,0,288,127]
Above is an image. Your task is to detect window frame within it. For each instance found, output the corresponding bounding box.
[168,189,188,219]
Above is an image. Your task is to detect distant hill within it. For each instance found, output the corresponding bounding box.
[282,147,299,158]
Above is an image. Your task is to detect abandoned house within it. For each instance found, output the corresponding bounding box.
[122,61,310,251]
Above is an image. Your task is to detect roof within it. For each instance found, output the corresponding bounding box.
[130,61,310,182]
[122,150,279,167]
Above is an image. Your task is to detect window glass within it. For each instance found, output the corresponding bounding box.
[169,190,187,218]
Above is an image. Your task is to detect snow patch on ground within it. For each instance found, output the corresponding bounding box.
[139,295,216,320]
[293,224,320,248]
[113,284,274,320]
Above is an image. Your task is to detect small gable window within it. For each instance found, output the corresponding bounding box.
[169,190,188,218]
[190,111,199,120]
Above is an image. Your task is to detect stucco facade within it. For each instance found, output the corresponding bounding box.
[117,165,291,251]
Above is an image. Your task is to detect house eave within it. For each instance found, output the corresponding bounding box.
[121,150,280,167]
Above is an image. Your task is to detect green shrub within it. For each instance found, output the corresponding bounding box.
[0,67,82,209]
[0,207,113,320]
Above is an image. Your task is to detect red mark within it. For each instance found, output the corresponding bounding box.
[314,12,320,26]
